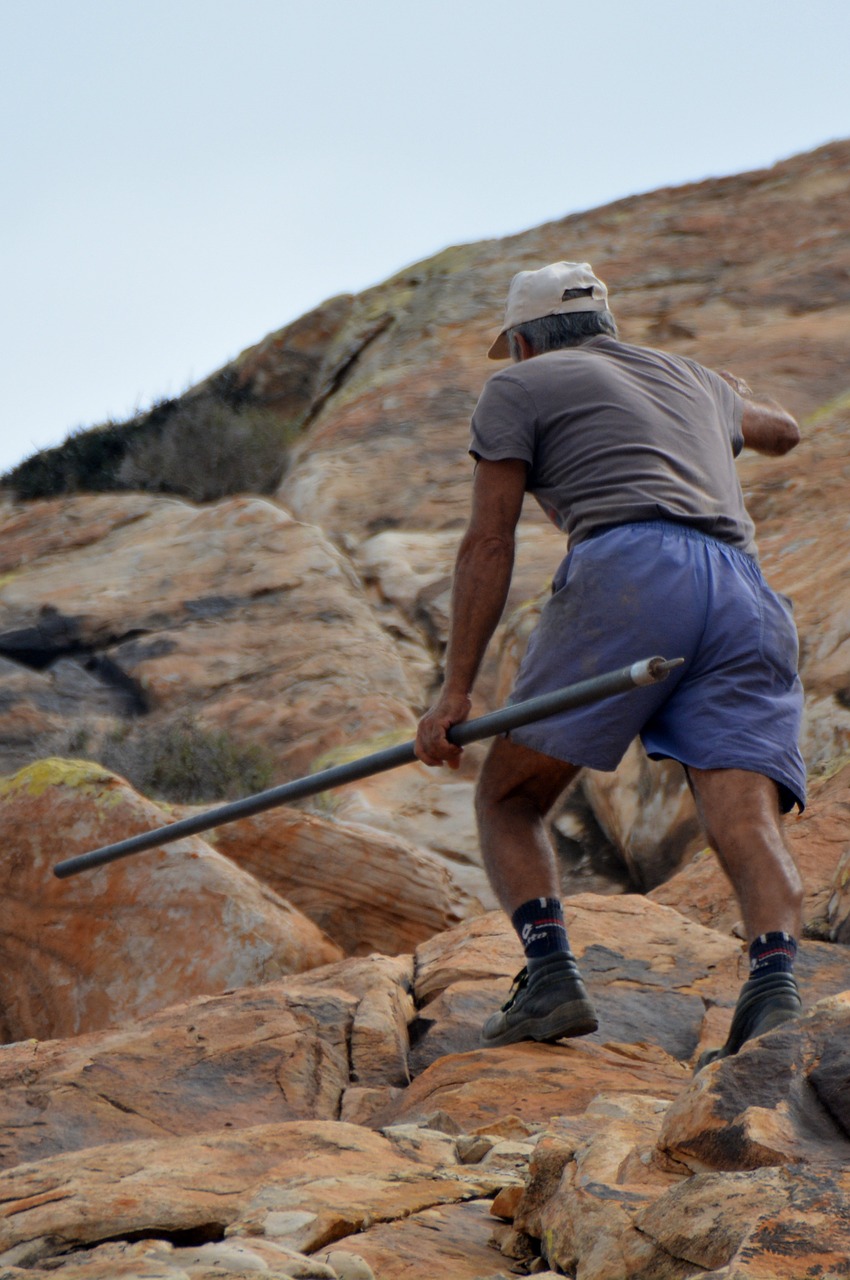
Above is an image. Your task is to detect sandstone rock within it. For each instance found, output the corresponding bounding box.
[268,953,413,1075]
[354,521,564,708]
[14,1234,339,1277]
[581,743,704,890]
[0,492,160,573]
[373,1038,690,1136]
[634,1164,850,1279]
[354,528,459,656]
[0,759,341,1043]
[511,1051,850,1279]
[338,1085,404,1127]
[659,993,850,1173]
[222,290,357,422]
[0,657,133,778]
[532,1158,850,1279]
[0,954,416,1172]
[647,844,740,934]
[525,1094,682,1280]
[322,1250,376,1280]
[0,1121,506,1267]
[328,1200,505,1280]
[0,988,348,1172]
[205,804,484,957]
[318,760,493,906]
[410,896,744,1072]
[0,494,418,779]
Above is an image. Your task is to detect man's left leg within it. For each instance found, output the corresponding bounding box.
[474,735,598,1047]
[688,766,804,1063]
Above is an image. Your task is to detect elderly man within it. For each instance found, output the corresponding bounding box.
[415,261,805,1065]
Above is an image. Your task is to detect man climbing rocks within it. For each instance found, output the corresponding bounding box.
[414,261,806,1065]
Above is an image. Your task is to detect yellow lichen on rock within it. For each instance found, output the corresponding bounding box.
[0,757,122,802]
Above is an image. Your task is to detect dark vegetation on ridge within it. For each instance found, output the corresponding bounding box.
[4,369,301,503]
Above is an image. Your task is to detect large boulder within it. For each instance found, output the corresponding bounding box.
[0,759,341,1042]
[205,804,486,956]
[0,1120,509,1268]
[0,493,420,779]
[0,953,414,1171]
[513,1091,850,1279]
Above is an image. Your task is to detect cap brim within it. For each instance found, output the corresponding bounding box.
[487,331,510,360]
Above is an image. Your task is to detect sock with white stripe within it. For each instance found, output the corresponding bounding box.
[748,931,797,978]
[511,896,572,967]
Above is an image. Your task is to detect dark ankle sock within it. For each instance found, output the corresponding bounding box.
[511,897,572,965]
[749,931,798,978]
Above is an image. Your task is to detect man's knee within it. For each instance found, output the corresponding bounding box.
[687,767,784,842]
[475,736,579,821]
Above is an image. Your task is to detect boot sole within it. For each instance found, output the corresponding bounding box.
[481,999,598,1049]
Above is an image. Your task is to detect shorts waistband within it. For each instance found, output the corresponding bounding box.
[587,520,757,558]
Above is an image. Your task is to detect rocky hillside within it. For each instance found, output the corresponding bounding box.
[0,139,849,1277]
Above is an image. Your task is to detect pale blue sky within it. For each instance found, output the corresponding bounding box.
[2,0,848,475]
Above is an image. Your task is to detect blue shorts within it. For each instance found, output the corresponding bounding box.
[508,521,806,812]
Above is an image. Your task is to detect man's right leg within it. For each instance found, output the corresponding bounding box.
[688,766,804,1063]
[474,735,598,1047]
[475,735,581,910]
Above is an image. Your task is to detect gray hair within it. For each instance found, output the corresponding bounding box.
[507,308,618,360]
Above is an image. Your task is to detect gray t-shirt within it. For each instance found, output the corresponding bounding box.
[469,335,755,555]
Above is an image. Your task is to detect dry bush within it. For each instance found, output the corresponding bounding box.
[117,399,297,501]
[64,716,275,804]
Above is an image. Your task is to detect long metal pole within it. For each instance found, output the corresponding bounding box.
[53,655,682,879]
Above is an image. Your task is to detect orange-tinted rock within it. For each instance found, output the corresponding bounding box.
[329,1200,504,1280]
[0,759,340,1042]
[0,954,414,1171]
[409,897,744,1072]
[0,494,419,779]
[0,1121,503,1266]
[372,1039,690,1136]
[659,993,850,1173]
[206,803,484,957]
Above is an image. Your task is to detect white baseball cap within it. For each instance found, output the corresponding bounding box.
[488,261,609,359]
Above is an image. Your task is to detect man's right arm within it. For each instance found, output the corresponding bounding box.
[414,457,527,768]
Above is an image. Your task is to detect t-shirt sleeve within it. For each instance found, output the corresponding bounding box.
[691,360,742,455]
[683,360,746,456]
[469,372,537,466]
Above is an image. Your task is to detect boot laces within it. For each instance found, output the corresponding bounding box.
[501,967,529,1012]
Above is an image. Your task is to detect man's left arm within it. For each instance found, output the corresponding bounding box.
[415,457,527,768]
[716,370,801,456]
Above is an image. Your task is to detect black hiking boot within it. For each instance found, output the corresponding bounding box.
[696,971,803,1071]
[480,953,598,1049]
